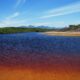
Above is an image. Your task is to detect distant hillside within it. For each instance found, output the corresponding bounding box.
[19,25,54,29]
[60,24,80,31]
[0,24,80,34]
[69,24,80,31]
[0,27,53,34]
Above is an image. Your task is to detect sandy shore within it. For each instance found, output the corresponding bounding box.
[43,31,80,36]
[0,67,80,80]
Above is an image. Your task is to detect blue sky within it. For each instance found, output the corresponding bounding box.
[0,0,80,28]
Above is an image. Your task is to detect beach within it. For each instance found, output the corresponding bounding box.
[0,67,80,80]
[43,31,80,36]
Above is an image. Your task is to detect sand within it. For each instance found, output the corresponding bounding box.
[0,67,80,80]
[43,31,80,36]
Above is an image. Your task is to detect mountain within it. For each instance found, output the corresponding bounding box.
[19,25,55,29]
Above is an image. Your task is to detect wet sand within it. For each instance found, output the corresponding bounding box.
[0,65,80,80]
[0,51,80,80]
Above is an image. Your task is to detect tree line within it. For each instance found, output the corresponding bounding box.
[0,24,80,33]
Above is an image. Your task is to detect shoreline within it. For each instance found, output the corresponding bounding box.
[0,31,80,36]
[42,31,80,36]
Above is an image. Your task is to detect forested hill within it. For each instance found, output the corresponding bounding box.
[0,27,53,34]
[0,24,80,34]
[60,24,80,31]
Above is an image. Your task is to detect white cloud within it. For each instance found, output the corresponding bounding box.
[31,21,66,28]
[40,1,80,19]
[32,22,51,26]
[14,0,22,8]
[0,10,29,27]
[14,0,26,9]
[6,12,20,19]
[0,19,27,27]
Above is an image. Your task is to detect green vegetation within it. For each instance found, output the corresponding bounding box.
[68,24,80,30]
[60,24,80,31]
[0,27,52,34]
[0,24,80,34]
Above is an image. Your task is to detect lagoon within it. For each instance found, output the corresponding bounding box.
[0,32,80,54]
[0,32,80,80]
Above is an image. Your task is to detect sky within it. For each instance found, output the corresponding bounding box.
[0,0,80,28]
